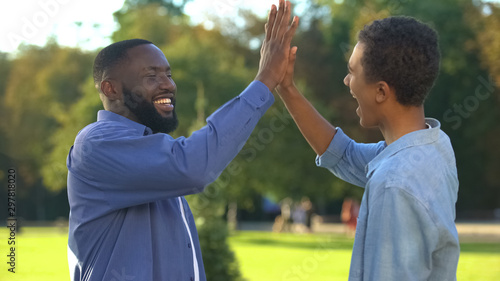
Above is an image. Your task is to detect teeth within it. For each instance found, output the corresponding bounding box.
[154,98,172,104]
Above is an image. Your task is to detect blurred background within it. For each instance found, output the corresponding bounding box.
[0,0,499,280]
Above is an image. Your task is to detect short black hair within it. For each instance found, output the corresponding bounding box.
[358,16,440,106]
[93,39,153,88]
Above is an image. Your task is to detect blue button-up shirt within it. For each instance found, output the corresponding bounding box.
[67,81,274,281]
[316,118,459,281]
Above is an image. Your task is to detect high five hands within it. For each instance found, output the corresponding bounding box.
[255,0,299,92]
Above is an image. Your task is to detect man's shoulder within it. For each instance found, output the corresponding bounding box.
[77,120,139,140]
[74,119,133,143]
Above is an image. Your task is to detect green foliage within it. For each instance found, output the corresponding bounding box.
[1,44,93,190]
[120,0,191,16]
[195,218,243,281]
[0,52,11,150]
[113,3,191,46]
[41,76,103,191]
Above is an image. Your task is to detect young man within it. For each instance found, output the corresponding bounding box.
[66,1,298,280]
[277,16,459,280]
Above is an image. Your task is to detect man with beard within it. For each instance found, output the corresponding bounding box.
[277,17,459,280]
[66,1,298,280]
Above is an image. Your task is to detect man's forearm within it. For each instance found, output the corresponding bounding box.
[277,84,336,155]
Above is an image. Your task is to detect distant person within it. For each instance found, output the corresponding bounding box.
[273,197,293,232]
[301,197,314,232]
[341,198,360,235]
[277,16,459,280]
[66,1,298,280]
[292,200,306,232]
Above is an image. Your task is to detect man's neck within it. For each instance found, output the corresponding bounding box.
[104,102,141,123]
[379,105,427,145]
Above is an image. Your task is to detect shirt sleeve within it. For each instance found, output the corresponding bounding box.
[363,186,439,281]
[315,127,385,187]
[68,81,274,210]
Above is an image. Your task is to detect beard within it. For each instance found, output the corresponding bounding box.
[122,85,179,134]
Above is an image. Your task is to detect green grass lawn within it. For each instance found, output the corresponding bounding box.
[228,231,353,280]
[230,231,500,281]
[1,227,499,280]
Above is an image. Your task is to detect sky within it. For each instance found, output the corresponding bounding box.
[1,0,497,54]
[0,0,281,54]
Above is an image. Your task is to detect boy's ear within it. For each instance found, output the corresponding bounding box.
[375,81,391,104]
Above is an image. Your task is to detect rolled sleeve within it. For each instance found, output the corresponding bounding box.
[316,127,352,168]
[315,128,386,187]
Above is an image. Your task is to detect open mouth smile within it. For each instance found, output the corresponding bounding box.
[153,95,174,112]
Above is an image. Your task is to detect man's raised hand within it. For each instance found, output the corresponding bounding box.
[255,0,299,91]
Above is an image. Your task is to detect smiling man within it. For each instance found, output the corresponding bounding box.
[277,17,459,280]
[66,1,298,280]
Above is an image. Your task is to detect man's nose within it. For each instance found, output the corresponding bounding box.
[343,74,350,87]
[159,74,176,91]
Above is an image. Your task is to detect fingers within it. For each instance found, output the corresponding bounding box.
[269,1,297,45]
[287,47,298,74]
[283,16,299,46]
[276,1,292,40]
[265,5,277,41]
[272,0,286,39]
[290,46,298,62]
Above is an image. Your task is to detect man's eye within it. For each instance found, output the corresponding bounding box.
[146,74,156,77]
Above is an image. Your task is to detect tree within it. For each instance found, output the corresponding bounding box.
[119,0,191,16]
[41,76,102,192]
[0,42,94,219]
[465,1,500,212]
[2,43,92,191]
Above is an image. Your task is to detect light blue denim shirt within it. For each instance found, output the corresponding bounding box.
[67,81,274,281]
[316,118,459,281]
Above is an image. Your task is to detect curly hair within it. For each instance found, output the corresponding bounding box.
[93,39,153,88]
[358,16,440,106]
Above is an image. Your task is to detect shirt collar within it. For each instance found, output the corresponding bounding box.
[97,110,153,136]
[366,118,441,176]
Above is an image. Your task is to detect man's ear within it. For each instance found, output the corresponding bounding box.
[100,79,122,101]
[375,81,392,104]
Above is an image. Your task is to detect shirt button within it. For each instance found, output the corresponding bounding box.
[190,277,194,281]
[260,96,265,101]
[188,243,191,248]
